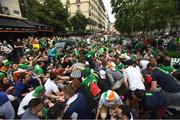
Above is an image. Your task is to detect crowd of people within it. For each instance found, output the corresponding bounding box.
[0,34,180,119]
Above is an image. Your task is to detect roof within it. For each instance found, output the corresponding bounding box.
[0,15,53,33]
[0,17,35,28]
[23,20,53,32]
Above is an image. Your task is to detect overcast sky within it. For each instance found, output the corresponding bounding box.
[102,0,115,23]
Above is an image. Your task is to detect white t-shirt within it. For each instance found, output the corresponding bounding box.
[18,91,35,115]
[1,44,13,54]
[123,66,145,91]
[44,78,59,95]
[98,92,123,108]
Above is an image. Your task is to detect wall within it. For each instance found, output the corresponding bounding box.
[0,0,22,17]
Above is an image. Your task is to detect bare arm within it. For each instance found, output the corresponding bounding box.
[150,81,157,92]
[95,106,101,120]
[46,93,59,99]
[123,76,129,89]
[33,52,41,61]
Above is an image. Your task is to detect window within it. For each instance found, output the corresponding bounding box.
[14,10,20,14]
[1,6,10,15]
[76,0,80,4]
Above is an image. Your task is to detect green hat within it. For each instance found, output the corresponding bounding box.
[32,86,45,97]
[0,71,7,78]
[34,65,44,75]
[18,64,29,70]
[98,47,104,56]
[86,50,95,58]
[2,60,12,66]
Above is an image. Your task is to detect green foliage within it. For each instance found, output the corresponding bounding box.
[19,0,69,33]
[69,12,88,32]
[88,18,97,26]
[111,0,180,34]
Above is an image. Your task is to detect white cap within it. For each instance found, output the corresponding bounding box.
[99,70,106,79]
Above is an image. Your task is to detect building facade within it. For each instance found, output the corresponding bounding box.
[0,0,22,17]
[61,0,108,31]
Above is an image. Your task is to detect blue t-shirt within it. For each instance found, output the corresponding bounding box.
[63,93,91,119]
[151,69,180,93]
[14,81,29,97]
[29,76,39,88]
[48,48,57,57]
[0,92,9,107]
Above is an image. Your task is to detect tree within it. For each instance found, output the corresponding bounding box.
[88,18,97,26]
[19,0,42,20]
[19,0,69,33]
[69,12,88,32]
[111,0,180,34]
[39,0,69,32]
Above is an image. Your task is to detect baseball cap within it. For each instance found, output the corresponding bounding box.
[99,70,106,79]
[70,69,82,78]
[32,86,45,97]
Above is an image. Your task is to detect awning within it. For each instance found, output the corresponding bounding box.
[0,16,36,33]
[23,20,53,32]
